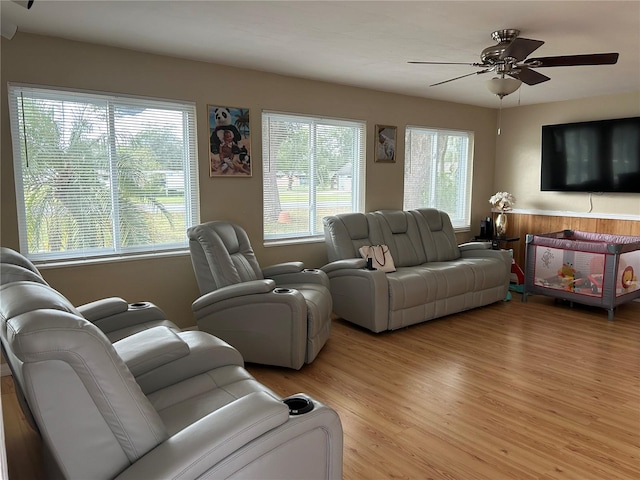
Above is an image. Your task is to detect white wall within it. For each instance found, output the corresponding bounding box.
[496,91,640,218]
[3,33,637,327]
[1,33,497,326]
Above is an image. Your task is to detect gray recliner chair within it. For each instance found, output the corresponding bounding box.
[187,221,333,370]
[0,246,179,342]
[0,246,49,284]
[0,280,344,479]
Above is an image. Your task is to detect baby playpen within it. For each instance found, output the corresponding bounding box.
[522,230,640,320]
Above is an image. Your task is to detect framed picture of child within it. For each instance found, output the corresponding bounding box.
[208,105,251,177]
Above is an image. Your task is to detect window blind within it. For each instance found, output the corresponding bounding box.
[403,126,474,230]
[262,111,365,243]
[8,84,199,262]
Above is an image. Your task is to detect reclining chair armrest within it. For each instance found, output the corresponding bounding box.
[269,268,331,289]
[133,331,245,394]
[321,258,367,274]
[458,241,492,252]
[78,298,174,340]
[77,297,129,321]
[322,262,389,333]
[261,261,304,277]
[114,392,289,480]
[112,326,190,377]
[460,248,512,275]
[192,286,308,369]
[460,247,511,262]
[192,280,277,311]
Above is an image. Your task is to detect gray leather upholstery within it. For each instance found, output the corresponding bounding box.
[188,221,333,369]
[0,280,344,479]
[322,208,511,332]
[0,262,48,285]
[0,246,50,286]
[0,247,179,342]
[78,298,180,343]
[0,246,44,277]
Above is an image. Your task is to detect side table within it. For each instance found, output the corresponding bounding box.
[474,235,520,250]
[474,236,524,286]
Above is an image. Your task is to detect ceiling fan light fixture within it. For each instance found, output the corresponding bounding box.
[12,0,34,9]
[486,76,522,98]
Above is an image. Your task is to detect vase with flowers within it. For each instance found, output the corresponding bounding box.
[489,191,515,237]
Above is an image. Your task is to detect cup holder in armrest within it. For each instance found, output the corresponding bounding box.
[128,302,152,310]
[303,268,319,273]
[273,288,293,294]
[283,396,314,415]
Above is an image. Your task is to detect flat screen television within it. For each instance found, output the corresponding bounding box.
[540,116,640,193]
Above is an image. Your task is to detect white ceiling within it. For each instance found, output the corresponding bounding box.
[2,0,639,108]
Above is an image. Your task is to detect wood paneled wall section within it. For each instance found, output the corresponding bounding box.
[500,213,640,269]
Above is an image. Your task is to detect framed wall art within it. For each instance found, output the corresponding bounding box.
[375,124,396,163]
[208,105,251,177]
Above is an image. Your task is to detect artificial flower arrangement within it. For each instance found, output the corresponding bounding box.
[489,191,515,212]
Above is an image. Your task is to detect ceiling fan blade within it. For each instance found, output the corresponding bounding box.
[430,68,492,87]
[502,37,545,61]
[509,67,550,86]
[524,53,619,68]
[409,61,481,66]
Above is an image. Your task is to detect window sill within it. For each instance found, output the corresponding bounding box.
[35,249,190,270]
[263,236,325,248]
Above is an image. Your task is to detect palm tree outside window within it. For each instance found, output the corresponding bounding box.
[7,84,199,262]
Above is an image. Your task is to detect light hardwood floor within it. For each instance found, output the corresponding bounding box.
[2,293,639,479]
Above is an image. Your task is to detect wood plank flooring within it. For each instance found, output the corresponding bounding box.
[2,293,639,479]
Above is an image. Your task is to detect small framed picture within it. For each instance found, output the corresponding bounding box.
[375,125,396,163]
[208,105,251,177]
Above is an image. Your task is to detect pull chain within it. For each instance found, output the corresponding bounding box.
[497,96,503,136]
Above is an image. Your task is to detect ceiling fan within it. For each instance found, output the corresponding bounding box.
[410,29,619,98]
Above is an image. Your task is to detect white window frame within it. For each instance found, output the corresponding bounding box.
[403,126,474,231]
[262,111,366,244]
[8,83,199,263]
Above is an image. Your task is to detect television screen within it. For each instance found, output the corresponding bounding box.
[541,117,640,193]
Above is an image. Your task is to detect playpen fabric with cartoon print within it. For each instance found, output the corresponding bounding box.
[523,230,640,320]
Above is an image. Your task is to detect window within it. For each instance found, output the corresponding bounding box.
[403,126,474,230]
[262,111,365,243]
[8,84,199,262]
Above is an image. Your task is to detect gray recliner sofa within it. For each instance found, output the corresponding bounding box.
[322,208,511,332]
[0,278,344,479]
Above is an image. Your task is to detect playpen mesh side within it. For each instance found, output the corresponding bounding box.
[523,232,640,319]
